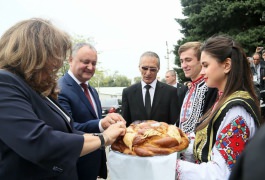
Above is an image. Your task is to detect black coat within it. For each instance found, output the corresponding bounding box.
[250,60,265,90]
[176,83,188,111]
[122,81,180,126]
[0,70,84,180]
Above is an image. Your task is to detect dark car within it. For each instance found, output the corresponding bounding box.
[101,98,122,117]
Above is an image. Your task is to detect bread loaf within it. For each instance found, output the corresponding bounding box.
[111,120,189,156]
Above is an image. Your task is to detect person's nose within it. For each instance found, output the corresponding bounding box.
[181,61,187,69]
[145,69,153,75]
[200,67,205,75]
[86,63,93,70]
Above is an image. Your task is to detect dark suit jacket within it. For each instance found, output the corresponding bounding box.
[250,60,265,90]
[58,72,107,180]
[122,81,180,126]
[0,70,84,180]
[176,83,188,116]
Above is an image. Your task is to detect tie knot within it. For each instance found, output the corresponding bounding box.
[145,84,151,90]
[80,83,88,89]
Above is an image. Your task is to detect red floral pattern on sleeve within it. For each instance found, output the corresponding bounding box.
[215,116,250,170]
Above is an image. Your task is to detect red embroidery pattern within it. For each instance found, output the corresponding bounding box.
[176,160,181,180]
[215,116,250,169]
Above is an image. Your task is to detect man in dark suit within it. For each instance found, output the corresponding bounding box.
[250,52,265,94]
[122,51,180,126]
[165,70,188,114]
[250,52,265,119]
[58,43,123,180]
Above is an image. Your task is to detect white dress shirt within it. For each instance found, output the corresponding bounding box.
[141,79,157,107]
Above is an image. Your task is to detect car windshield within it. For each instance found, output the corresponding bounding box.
[101,99,121,106]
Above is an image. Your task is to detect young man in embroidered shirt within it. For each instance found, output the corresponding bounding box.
[178,41,217,162]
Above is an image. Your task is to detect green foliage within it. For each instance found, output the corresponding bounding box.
[90,71,131,87]
[133,76,142,84]
[71,34,96,45]
[174,0,265,82]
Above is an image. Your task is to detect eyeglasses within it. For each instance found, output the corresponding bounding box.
[141,66,158,72]
[253,58,260,61]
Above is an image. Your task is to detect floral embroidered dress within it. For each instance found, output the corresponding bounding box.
[176,91,260,180]
[179,76,217,161]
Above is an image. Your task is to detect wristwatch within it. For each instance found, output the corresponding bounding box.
[93,133,105,150]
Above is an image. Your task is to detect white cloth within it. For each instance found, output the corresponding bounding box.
[108,150,177,180]
[176,106,257,180]
[180,132,195,162]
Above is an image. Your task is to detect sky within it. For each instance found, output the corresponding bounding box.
[0,0,184,80]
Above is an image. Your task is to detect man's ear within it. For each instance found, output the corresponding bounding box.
[223,58,231,74]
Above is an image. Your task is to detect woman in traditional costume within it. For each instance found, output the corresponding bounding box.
[176,35,261,179]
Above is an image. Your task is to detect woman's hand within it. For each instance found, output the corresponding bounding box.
[103,121,126,146]
[81,121,126,157]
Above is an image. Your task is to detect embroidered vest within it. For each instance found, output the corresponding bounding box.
[193,91,260,163]
[180,76,217,134]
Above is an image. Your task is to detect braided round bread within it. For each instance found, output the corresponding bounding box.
[111,120,189,156]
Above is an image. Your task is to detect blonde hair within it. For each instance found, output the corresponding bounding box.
[178,42,202,61]
[0,18,71,98]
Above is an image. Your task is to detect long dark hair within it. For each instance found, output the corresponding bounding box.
[196,35,260,130]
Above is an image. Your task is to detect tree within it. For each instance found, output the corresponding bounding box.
[89,71,131,87]
[133,76,142,84]
[174,0,265,82]
[99,72,131,87]
[88,69,104,87]
[114,75,131,87]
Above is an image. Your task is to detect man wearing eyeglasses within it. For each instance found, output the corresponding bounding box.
[121,51,180,126]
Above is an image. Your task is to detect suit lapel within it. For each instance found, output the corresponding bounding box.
[43,96,73,132]
[65,73,98,118]
[135,83,147,118]
[152,81,163,115]
[88,85,102,118]
[177,84,181,97]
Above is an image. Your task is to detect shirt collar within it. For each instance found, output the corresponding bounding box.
[68,70,88,86]
[141,79,157,89]
[192,75,204,86]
